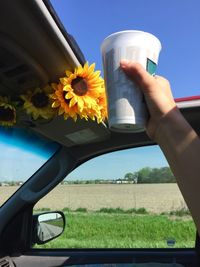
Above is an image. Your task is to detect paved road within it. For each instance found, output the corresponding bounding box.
[38,222,62,241]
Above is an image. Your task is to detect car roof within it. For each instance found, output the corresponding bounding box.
[0,0,84,93]
[0,0,199,163]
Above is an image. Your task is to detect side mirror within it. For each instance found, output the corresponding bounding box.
[32,211,65,245]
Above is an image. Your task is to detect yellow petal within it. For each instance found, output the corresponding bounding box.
[65,92,74,99]
[49,93,56,100]
[88,63,95,74]
[73,114,78,122]
[63,85,71,91]
[52,101,60,108]
[89,71,101,81]
[32,113,39,120]
[76,65,83,75]
[63,113,69,120]
[83,96,94,108]
[60,77,69,85]
[65,70,72,77]
[69,97,77,107]
[77,98,84,112]
[58,107,64,115]
[83,62,89,71]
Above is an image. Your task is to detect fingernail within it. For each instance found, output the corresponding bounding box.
[120,59,130,68]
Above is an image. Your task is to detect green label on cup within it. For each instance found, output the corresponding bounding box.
[147,58,157,75]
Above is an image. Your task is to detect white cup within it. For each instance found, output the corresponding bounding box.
[101,30,162,132]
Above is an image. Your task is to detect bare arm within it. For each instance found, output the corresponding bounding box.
[120,60,200,232]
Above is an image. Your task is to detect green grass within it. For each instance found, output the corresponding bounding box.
[61,207,148,214]
[35,206,190,217]
[169,207,191,217]
[36,211,196,249]
[75,207,88,213]
[34,207,51,212]
[97,207,148,214]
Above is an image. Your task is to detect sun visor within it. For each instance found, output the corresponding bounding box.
[32,117,110,147]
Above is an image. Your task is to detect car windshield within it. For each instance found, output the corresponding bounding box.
[0,126,60,207]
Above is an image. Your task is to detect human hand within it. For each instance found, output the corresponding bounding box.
[120,60,177,140]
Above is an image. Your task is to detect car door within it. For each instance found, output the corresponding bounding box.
[1,137,200,267]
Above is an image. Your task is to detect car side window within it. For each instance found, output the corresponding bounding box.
[34,145,196,249]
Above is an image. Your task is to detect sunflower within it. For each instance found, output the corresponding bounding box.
[51,62,107,123]
[0,96,16,126]
[97,85,108,123]
[50,83,79,121]
[21,86,55,120]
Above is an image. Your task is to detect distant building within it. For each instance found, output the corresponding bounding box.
[115,179,135,184]
[0,182,9,186]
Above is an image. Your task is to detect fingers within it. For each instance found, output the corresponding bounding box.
[120,60,155,92]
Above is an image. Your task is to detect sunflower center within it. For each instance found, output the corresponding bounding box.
[31,92,49,108]
[71,77,88,96]
[0,106,15,121]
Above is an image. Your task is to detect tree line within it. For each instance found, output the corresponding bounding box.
[124,166,176,184]
[64,166,176,184]
[1,167,175,186]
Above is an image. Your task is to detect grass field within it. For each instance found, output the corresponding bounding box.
[36,211,195,249]
[1,184,186,213]
[1,184,196,249]
[34,183,187,213]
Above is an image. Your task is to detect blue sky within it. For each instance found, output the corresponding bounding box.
[67,145,168,180]
[51,0,200,98]
[0,128,58,181]
[0,142,46,181]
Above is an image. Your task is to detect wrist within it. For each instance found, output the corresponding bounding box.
[154,107,190,145]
